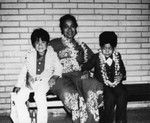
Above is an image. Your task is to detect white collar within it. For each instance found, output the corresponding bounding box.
[105,57,113,66]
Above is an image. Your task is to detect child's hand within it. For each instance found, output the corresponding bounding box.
[105,80,114,87]
[115,73,122,83]
[12,87,21,93]
[113,73,123,87]
[111,82,118,88]
[35,75,42,82]
[27,72,34,83]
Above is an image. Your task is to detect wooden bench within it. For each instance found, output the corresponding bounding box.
[27,83,150,122]
[126,84,150,109]
[27,91,64,123]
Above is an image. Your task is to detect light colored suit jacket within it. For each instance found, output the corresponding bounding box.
[16,46,62,88]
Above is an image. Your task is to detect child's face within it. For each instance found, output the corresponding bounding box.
[101,43,114,58]
[34,38,47,55]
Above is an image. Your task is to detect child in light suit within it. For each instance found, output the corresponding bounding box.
[12,28,62,123]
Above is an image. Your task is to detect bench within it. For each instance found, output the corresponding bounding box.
[126,84,150,109]
[27,83,150,122]
[27,91,64,123]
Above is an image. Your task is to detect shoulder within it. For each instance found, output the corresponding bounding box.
[47,46,58,56]
[79,42,91,51]
[89,53,99,61]
[49,38,61,45]
[25,48,35,59]
[93,53,100,59]
[49,38,62,51]
[95,52,99,57]
[80,42,87,47]
[113,51,123,61]
[47,46,54,52]
[114,51,121,57]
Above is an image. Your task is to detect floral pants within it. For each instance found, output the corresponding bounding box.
[50,71,103,123]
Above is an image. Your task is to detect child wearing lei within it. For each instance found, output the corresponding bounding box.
[82,31,128,123]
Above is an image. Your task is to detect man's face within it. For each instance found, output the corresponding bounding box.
[62,19,77,39]
[102,43,114,58]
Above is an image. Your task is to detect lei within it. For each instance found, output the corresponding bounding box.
[80,42,88,62]
[98,49,120,86]
[61,35,78,59]
[60,36,81,73]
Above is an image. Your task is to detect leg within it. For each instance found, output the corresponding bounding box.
[33,81,49,123]
[34,93,47,123]
[15,87,31,123]
[53,77,82,123]
[114,84,128,123]
[103,86,115,123]
[99,106,105,123]
[82,78,103,123]
[70,74,89,123]
[54,77,88,123]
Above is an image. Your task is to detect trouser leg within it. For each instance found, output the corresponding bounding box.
[82,78,103,123]
[104,87,115,123]
[53,77,81,123]
[34,92,47,123]
[15,87,31,123]
[99,106,105,123]
[115,85,128,123]
[33,81,49,123]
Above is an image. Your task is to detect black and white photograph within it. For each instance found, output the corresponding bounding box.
[0,0,150,123]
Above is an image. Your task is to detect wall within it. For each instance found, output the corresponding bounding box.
[0,0,150,115]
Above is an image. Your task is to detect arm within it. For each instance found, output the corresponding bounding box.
[119,53,126,81]
[40,48,62,84]
[81,54,96,72]
[51,51,62,77]
[113,53,126,87]
[80,42,94,63]
[13,61,28,93]
[81,54,97,79]
[48,52,62,87]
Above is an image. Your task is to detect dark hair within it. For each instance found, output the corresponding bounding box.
[31,28,50,48]
[59,14,78,34]
[99,31,117,49]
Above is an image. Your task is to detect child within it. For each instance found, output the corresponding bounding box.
[11,28,62,123]
[82,31,127,123]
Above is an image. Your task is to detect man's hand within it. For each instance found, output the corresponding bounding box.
[48,75,59,87]
[81,71,90,79]
[13,87,21,93]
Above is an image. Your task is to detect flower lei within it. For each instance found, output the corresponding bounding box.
[60,35,81,73]
[98,49,120,86]
[80,43,88,62]
[61,35,78,58]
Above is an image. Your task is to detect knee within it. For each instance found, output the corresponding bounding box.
[105,94,114,103]
[104,96,115,109]
[118,91,128,102]
[63,92,79,110]
[87,90,101,104]
[15,95,27,104]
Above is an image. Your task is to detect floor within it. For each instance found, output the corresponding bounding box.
[0,107,150,123]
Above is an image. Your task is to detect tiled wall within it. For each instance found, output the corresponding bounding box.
[0,0,150,114]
